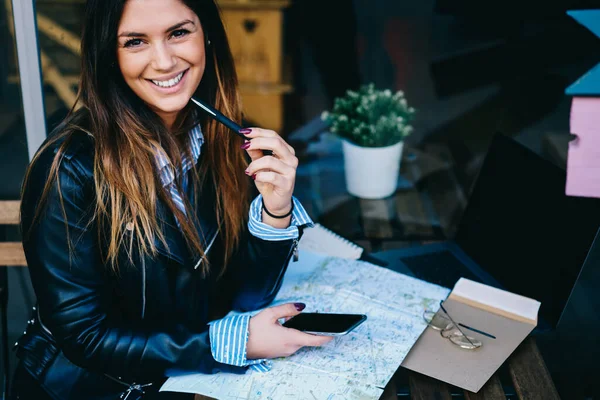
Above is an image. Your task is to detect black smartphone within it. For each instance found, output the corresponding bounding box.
[282,313,367,336]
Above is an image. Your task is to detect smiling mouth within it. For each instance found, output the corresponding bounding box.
[149,69,188,88]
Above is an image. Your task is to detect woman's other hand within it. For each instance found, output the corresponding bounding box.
[246,303,333,360]
[241,128,298,228]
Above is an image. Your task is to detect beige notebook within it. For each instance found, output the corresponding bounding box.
[402,278,541,393]
[298,223,363,259]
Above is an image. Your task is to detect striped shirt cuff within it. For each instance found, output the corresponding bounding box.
[208,314,272,372]
[248,195,314,241]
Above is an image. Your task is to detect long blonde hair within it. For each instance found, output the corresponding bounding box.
[22,0,250,276]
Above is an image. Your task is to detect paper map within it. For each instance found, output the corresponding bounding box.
[160,250,450,399]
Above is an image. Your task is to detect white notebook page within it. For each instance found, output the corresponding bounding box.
[299,223,363,259]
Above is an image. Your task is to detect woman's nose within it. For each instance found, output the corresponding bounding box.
[151,43,177,71]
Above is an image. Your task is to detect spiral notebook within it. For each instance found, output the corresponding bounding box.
[299,223,363,259]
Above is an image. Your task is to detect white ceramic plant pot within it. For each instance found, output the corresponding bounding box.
[342,139,404,199]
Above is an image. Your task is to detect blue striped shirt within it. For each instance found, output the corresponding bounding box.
[154,125,313,373]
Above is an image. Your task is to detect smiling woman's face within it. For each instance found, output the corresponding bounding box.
[117,0,206,128]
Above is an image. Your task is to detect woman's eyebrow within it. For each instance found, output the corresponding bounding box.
[118,20,195,37]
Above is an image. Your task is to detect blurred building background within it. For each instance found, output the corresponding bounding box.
[1,0,599,398]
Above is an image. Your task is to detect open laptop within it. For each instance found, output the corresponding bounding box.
[376,134,600,332]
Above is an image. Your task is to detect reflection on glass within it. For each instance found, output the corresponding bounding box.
[1,0,28,198]
[35,0,85,130]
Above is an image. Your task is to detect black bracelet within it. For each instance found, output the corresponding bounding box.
[263,202,294,219]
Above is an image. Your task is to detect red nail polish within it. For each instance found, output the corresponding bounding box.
[239,128,252,134]
[294,303,306,311]
[252,174,256,180]
[245,170,250,175]
[241,142,251,150]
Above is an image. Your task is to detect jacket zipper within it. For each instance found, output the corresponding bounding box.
[36,307,53,338]
[193,230,219,270]
[104,374,152,399]
[293,223,307,262]
[267,223,307,298]
[141,257,146,319]
[292,238,299,262]
[141,229,218,320]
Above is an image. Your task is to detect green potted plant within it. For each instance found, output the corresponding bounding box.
[321,83,416,199]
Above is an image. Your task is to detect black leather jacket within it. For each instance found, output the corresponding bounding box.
[15,132,305,399]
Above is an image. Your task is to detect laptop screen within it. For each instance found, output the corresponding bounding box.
[454,134,600,329]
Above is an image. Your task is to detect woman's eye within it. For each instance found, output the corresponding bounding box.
[124,38,143,48]
[171,29,190,39]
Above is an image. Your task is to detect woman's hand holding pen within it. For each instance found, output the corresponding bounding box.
[241,128,298,228]
[246,303,333,360]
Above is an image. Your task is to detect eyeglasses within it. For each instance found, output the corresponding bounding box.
[423,301,482,350]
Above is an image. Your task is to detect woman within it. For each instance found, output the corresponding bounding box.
[11,0,331,398]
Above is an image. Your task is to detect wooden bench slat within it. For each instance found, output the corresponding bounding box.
[464,375,505,400]
[0,201,20,225]
[379,373,398,400]
[508,337,561,400]
[380,383,397,400]
[408,371,452,400]
[0,242,27,266]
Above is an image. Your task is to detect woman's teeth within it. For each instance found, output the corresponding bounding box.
[151,71,184,88]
